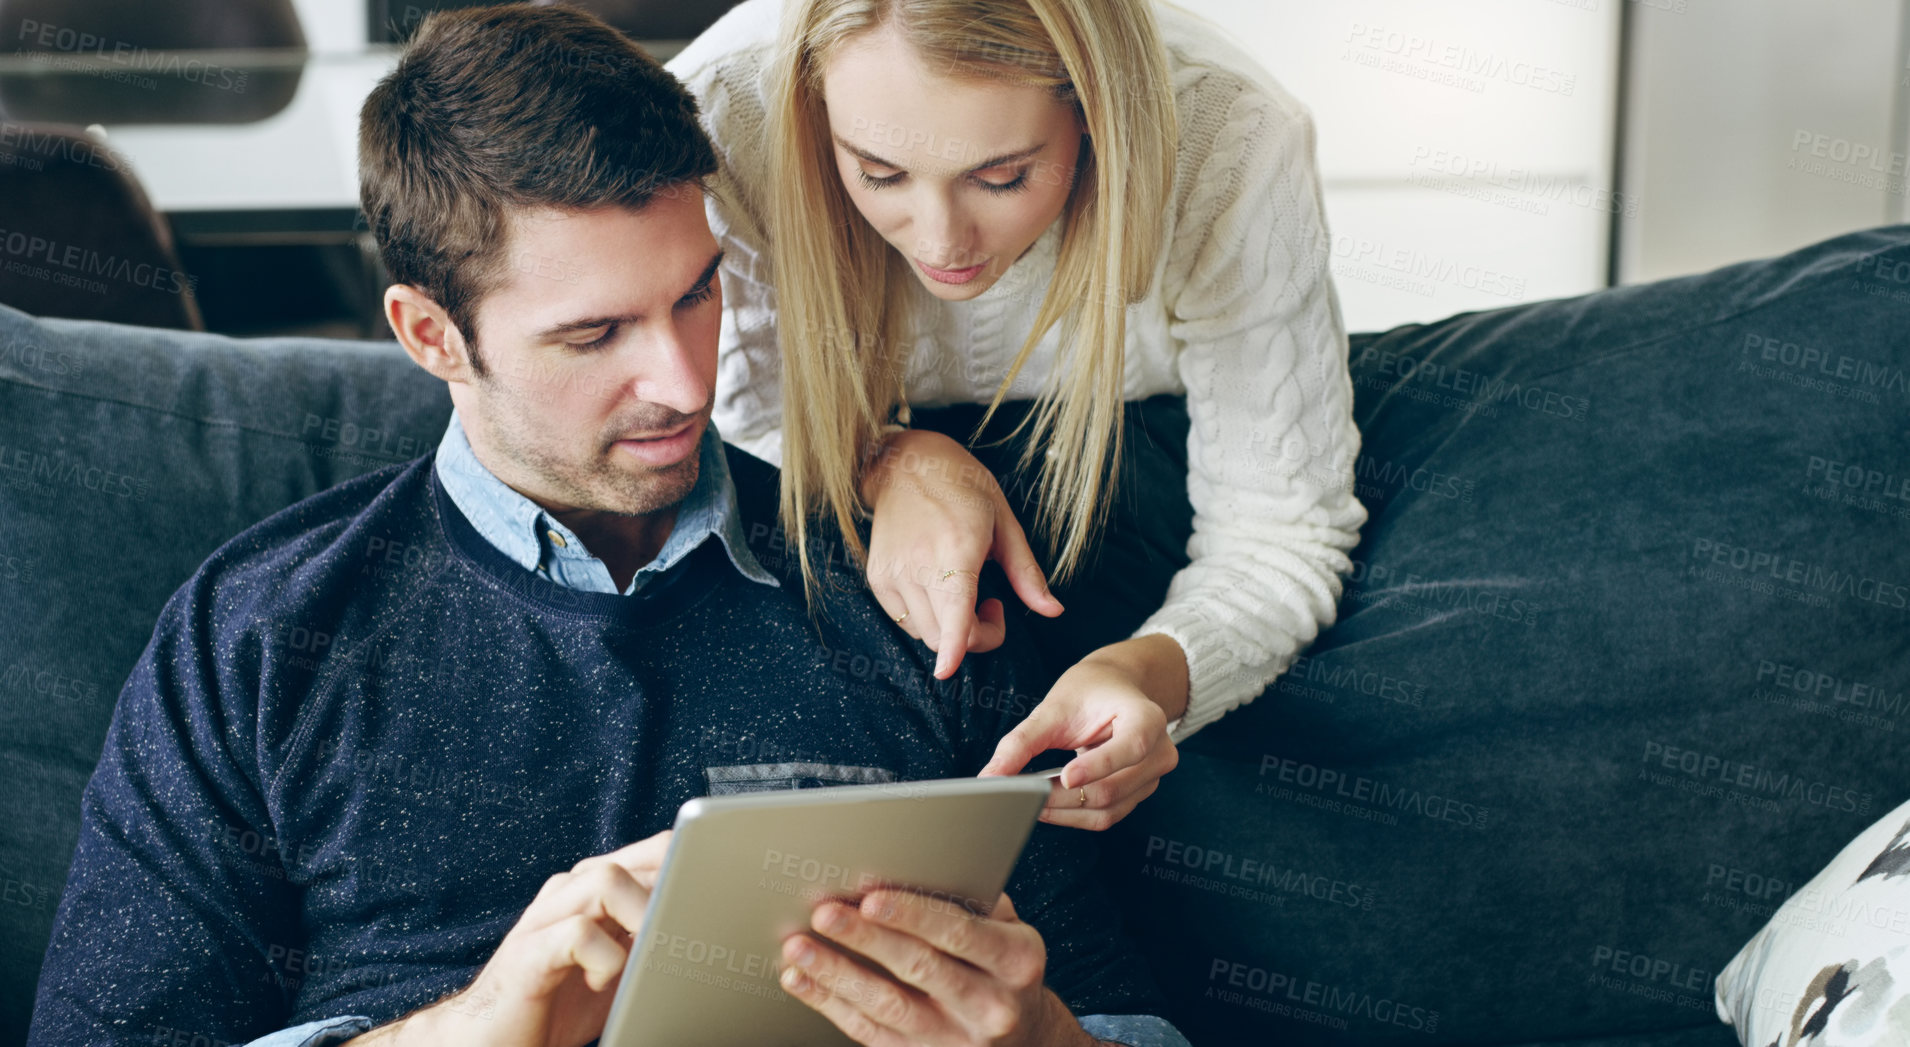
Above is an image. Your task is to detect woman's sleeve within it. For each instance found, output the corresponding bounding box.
[709,189,785,468]
[671,43,786,467]
[1138,74,1368,740]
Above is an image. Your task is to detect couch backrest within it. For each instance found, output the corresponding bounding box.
[1108,225,1910,1045]
[0,305,449,1040]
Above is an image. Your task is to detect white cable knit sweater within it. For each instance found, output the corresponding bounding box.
[667,0,1368,740]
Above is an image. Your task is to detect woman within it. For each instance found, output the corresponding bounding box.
[666,0,1367,828]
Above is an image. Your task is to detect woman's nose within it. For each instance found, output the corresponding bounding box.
[910,190,971,266]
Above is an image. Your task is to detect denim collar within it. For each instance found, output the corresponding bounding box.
[433,409,778,595]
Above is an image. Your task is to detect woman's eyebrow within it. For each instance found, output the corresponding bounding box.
[833,134,1044,175]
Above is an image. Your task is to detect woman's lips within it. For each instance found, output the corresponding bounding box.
[612,420,699,467]
[914,257,988,285]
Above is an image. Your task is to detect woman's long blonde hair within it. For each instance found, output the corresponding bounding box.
[767,0,1177,599]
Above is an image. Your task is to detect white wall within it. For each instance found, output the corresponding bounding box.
[1173,0,1623,332]
[130,0,1626,327]
[288,0,368,54]
[1616,0,1906,284]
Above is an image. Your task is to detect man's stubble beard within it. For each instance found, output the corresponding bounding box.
[475,377,703,519]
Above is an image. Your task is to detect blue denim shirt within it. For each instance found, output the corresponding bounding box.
[433,408,779,593]
[241,414,1189,1047]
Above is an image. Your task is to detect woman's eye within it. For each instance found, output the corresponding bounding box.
[856,168,904,190]
[975,170,1030,196]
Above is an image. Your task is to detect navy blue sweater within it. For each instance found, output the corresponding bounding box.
[27,448,1170,1044]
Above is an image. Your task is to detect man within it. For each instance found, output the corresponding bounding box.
[26,6,1191,1047]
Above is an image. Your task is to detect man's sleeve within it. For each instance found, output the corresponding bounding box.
[28,578,305,1045]
[242,1017,375,1046]
[1078,1013,1196,1046]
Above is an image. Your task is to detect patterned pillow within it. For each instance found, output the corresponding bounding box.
[1715,798,1910,1045]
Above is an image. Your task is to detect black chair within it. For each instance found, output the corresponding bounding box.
[0,123,202,329]
[0,0,306,125]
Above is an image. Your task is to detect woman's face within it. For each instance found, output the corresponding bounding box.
[820,22,1086,302]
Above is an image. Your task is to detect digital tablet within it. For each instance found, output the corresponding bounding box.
[598,771,1060,1047]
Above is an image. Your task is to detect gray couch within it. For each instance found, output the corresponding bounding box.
[6,226,1908,1045]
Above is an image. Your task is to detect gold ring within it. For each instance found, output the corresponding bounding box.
[895,610,910,625]
[1077,788,1089,808]
[940,568,972,582]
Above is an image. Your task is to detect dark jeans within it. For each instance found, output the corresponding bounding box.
[908,395,1195,684]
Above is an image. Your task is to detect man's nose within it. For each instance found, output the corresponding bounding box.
[629,320,711,416]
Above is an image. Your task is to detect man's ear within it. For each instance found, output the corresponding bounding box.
[385,285,474,383]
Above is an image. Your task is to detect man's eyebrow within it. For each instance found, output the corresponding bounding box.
[833,135,1044,175]
[532,250,724,340]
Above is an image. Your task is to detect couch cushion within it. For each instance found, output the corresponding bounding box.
[0,305,450,1039]
[1105,225,1910,1045]
[1715,795,1910,1046]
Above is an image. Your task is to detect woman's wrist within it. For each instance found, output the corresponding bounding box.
[858,427,981,507]
[1076,634,1190,722]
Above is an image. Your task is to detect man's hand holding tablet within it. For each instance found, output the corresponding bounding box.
[353,774,1107,1047]
[351,832,675,1047]
[779,887,1095,1047]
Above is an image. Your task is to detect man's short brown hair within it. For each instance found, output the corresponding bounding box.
[358,4,717,361]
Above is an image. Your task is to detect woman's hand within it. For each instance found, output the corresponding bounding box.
[863,429,1063,678]
[979,635,1189,830]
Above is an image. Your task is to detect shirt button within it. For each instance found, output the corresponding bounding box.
[547,530,568,548]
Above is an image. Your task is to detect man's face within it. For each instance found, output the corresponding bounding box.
[450,190,723,519]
